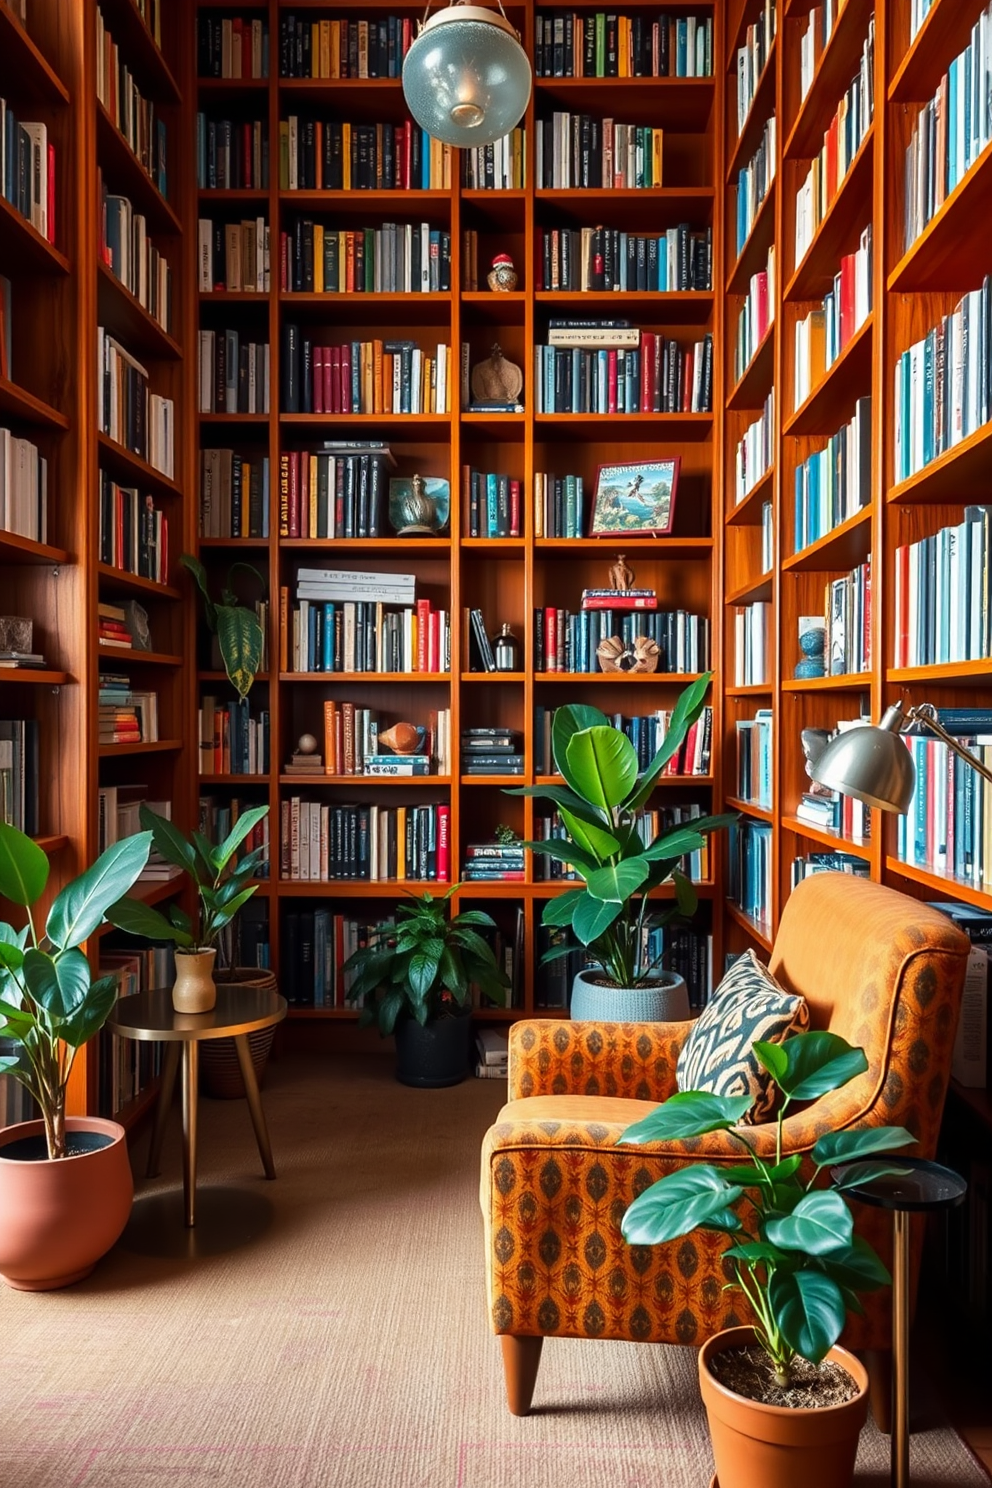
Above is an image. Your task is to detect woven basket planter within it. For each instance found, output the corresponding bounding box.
[199,968,280,1100]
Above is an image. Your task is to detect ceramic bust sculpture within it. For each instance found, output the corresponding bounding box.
[392,474,441,536]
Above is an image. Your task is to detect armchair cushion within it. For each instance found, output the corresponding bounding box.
[677,948,810,1122]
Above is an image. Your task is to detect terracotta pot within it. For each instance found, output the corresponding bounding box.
[699,1328,869,1488]
[172,947,217,1013]
[0,1117,133,1290]
[200,967,279,1099]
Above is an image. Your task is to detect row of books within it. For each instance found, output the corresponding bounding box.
[297,702,451,777]
[98,675,158,746]
[795,778,870,841]
[281,577,451,675]
[0,718,38,835]
[279,448,391,540]
[281,328,451,415]
[734,116,776,257]
[534,606,709,673]
[200,449,270,539]
[734,391,774,507]
[279,221,452,295]
[792,396,871,554]
[536,114,664,190]
[98,950,167,1116]
[793,225,872,408]
[101,179,171,334]
[735,0,776,136]
[534,333,714,413]
[281,909,376,1007]
[98,475,167,584]
[278,116,452,193]
[733,245,775,385]
[278,14,410,79]
[821,561,872,677]
[97,329,174,478]
[734,601,769,686]
[199,795,270,879]
[534,10,713,77]
[793,16,875,265]
[459,131,527,191]
[96,7,168,200]
[729,820,772,933]
[534,471,585,539]
[0,427,47,544]
[197,15,269,78]
[280,799,450,882]
[199,696,270,777]
[895,722,992,891]
[902,5,992,253]
[736,709,772,810]
[791,850,870,887]
[893,277,991,486]
[797,1,842,105]
[197,217,270,294]
[464,468,523,539]
[195,115,267,192]
[534,704,712,776]
[0,102,54,243]
[893,508,991,668]
[536,223,712,293]
[197,330,270,415]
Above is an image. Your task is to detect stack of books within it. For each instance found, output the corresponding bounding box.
[461,727,524,776]
[98,676,157,746]
[196,216,270,293]
[475,1027,509,1081]
[535,322,713,414]
[284,568,450,675]
[97,602,132,649]
[462,841,525,882]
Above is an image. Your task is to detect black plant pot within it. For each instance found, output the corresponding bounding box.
[393,1007,472,1088]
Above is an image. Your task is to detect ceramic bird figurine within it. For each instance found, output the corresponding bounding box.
[487,253,518,292]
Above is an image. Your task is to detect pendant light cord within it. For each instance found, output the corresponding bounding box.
[417,0,517,33]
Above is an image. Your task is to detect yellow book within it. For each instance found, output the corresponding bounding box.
[342,122,352,191]
[330,20,341,79]
[308,453,318,538]
[311,23,320,77]
[397,805,407,876]
[362,341,374,412]
[443,142,451,189]
[652,129,663,187]
[313,224,324,293]
[319,20,331,79]
[512,128,523,188]
[373,339,384,414]
[338,230,348,293]
[618,16,629,76]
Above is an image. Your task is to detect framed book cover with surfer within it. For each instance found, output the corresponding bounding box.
[589,458,680,537]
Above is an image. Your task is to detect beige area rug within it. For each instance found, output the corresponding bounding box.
[0,1054,987,1488]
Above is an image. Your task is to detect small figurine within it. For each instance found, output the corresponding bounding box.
[471,342,524,404]
[487,253,518,292]
[378,722,427,755]
[596,635,660,674]
[391,473,442,536]
[795,617,827,678]
[609,553,635,593]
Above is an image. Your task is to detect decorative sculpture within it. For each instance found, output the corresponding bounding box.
[487,253,518,292]
[596,635,660,674]
[608,553,635,592]
[470,342,523,403]
[378,722,427,755]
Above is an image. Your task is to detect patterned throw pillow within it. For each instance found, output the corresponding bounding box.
[676,950,810,1123]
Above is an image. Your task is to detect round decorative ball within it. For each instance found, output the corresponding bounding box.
[487,253,518,292]
[298,733,318,755]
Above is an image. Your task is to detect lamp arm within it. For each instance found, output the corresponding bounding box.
[905,705,992,787]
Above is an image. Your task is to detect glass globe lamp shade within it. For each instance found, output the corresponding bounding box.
[402,5,532,148]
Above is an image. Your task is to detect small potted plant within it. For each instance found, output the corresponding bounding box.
[620,1030,914,1488]
[0,822,152,1289]
[181,554,265,698]
[342,887,509,1086]
[508,673,735,1019]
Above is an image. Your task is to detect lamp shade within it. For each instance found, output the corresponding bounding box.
[402,5,532,148]
[809,704,916,813]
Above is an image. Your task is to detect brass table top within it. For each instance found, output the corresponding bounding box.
[107,986,287,1043]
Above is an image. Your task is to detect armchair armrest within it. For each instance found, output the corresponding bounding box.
[507,1019,693,1101]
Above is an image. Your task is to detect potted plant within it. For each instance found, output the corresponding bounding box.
[508,673,735,1019]
[0,822,152,1289]
[620,1030,915,1488]
[181,553,265,698]
[342,887,509,1087]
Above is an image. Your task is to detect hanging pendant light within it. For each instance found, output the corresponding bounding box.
[402,1,532,148]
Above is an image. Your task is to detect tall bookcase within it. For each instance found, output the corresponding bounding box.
[185,0,727,1032]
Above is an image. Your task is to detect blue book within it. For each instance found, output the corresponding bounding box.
[322,604,335,671]
[486,472,498,537]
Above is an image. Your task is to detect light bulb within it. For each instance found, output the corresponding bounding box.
[402,5,532,148]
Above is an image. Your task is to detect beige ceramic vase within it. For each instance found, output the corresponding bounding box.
[172,947,217,1013]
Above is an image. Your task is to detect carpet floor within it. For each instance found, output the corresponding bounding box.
[0,1053,987,1488]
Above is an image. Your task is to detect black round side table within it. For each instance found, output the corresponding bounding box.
[831,1155,967,1488]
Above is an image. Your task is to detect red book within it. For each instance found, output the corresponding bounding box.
[839,254,856,349]
[682,345,694,411]
[436,804,450,883]
[825,114,839,202]
[753,270,768,341]
[416,598,430,671]
[607,349,618,414]
[287,451,300,538]
[640,332,655,412]
[330,347,341,413]
[313,347,325,413]
[581,595,658,610]
[428,610,440,672]
[46,142,55,246]
[509,479,521,537]
[340,343,352,413]
[545,606,557,672]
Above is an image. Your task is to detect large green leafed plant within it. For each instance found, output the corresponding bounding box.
[182,554,265,699]
[342,887,509,1035]
[507,674,736,987]
[620,1030,913,1385]
[105,804,269,952]
[0,823,152,1159]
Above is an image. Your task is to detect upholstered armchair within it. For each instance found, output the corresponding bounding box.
[480,873,970,1420]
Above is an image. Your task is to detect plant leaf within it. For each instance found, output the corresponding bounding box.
[815,1234,892,1292]
[180,552,218,629]
[216,603,264,699]
[105,897,192,946]
[519,837,599,876]
[502,783,610,832]
[723,1154,803,1186]
[764,1190,853,1256]
[769,1269,847,1364]
[215,805,269,869]
[571,892,623,947]
[811,1125,917,1167]
[450,909,497,928]
[639,829,705,863]
[407,950,441,1000]
[0,822,49,907]
[565,725,639,810]
[552,703,611,786]
[623,673,713,813]
[586,858,650,904]
[622,1165,743,1246]
[829,1161,915,1192]
[21,946,90,1019]
[558,808,621,864]
[620,1090,752,1145]
[540,889,586,927]
[138,804,198,873]
[46,833,152,950]
[59,973,120,1047]
[757,1030,869,1102]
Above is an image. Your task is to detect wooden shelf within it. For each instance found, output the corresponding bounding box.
[96,103,181,236]
[783,314,874,436]
[533,290,714,323]
[782,506,873,574]
[0,193,69,277]
[98,739,183,757]
[726,40,778,186]
[724,900,773,950]
[781,815,872,857]
[727,179,777,295]
[96,433,181,498]
[726,322,774,411]
[784,0,874,160]
[887,140,992,294]
[34,834,69,856]
[0,2,69,105]
[533,412,714,439]
[280,413,451,430]
[534,537,713,554]
[887,661,992,686]
[886,857,992,911]
[724,683,773,697]
[279,672,450,684]
[0,532,69,566]
[278,774,451,787]
[782,672,872,692]
[726,467,775,526]
[98,262,182,361]
[725,795,773,822]
[96,564,181,600]
[97,0,180,102]
[725,572,773,606]
[784,128,875,301]
[888,0,982,104]
[535,672,707,685]
[0,668,68,685]
[0,377,68,430]
[98,647,184,667]
[538,75,716,131]
[886,422,992,506]
[281,537,451,552]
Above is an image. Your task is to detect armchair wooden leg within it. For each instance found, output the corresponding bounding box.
[500,1335,544,1416]
[864,1348,892,1433]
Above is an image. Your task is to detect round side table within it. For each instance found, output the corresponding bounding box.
[831,1155,967,1488]
[108,985,287,1228]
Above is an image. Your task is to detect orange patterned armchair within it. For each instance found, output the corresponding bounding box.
[480,873,970,1419]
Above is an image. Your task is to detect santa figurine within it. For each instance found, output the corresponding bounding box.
[487,253,518,292]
